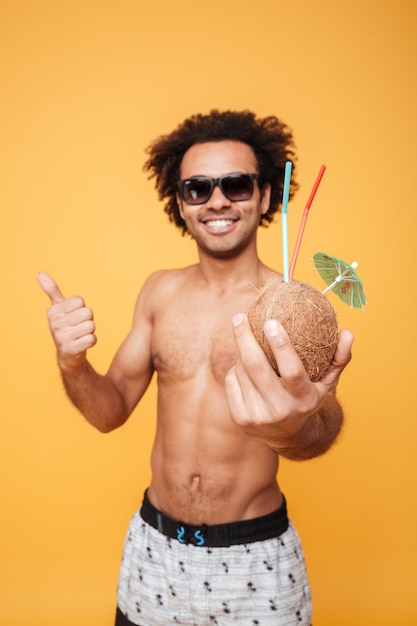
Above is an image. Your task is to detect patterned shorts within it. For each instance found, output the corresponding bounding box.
[116,492,312,625]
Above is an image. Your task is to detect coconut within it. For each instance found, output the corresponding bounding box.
[247,278,338,381]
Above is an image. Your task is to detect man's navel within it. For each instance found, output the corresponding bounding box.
[189,474,201,491]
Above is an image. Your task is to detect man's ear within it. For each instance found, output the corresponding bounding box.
[176,192,185,220]
[260,183,271,214]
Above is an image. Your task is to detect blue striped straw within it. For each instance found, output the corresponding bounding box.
[282,161,292,282]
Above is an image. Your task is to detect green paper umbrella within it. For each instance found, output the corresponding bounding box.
[313,251,367,309]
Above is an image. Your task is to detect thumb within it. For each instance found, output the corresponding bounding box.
[37,271,66,305]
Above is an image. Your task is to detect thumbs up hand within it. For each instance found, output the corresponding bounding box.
[37,272,97,370]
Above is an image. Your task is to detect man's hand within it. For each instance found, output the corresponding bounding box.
[37,272,97,370]
[225,313,354,456]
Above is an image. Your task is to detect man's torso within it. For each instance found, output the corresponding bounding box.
[145,265,283,525]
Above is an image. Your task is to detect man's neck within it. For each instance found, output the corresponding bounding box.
[195,246,274,293]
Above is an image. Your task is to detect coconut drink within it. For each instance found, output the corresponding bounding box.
[247,278,338,382]
[252,162,365,381]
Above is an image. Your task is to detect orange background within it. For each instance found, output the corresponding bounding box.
[1,1,416,624]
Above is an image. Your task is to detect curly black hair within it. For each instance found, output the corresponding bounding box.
[144,109,298,235]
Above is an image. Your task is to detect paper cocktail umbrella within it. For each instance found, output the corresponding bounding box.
[313,251,367,309]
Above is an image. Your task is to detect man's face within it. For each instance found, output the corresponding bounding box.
[177,140,270,259]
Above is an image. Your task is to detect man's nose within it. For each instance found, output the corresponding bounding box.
[206,183,232,208]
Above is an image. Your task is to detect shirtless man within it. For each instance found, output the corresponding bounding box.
[38,110,353,625]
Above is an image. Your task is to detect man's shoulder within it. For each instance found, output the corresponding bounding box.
[144,265,197,289]
[137,265,198,308]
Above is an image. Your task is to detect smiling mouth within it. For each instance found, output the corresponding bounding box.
[204,219,236,230]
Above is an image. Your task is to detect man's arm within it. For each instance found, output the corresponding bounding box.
[38,272,154,433]
[225,313,353,460]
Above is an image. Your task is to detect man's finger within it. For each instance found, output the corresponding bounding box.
[319,328,354,387]
[37,271,66,305]
[332,329,354,368]
[225,364,247,422]
[263,319,312,392]
[231,313,279,386]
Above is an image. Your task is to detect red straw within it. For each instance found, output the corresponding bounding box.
[289,165,326,280]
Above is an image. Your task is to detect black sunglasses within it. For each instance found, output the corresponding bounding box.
[178,172,259,205]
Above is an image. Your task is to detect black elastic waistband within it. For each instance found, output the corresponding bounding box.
[140,490,288,547]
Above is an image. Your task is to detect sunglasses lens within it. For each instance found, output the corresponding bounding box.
[180,173,257,205]
[181,178,212,205]
[221,174,254,201]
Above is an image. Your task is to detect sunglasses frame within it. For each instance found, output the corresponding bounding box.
[178,172,259,205]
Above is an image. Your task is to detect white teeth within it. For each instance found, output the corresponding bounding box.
[206,219,233,229]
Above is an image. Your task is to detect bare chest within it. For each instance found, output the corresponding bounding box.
[151,299,241,383]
